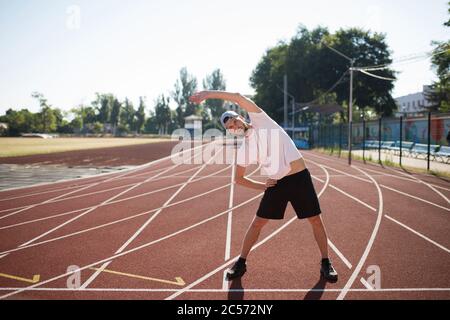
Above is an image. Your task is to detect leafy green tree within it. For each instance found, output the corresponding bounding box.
[250,26,397,123]
[92,93,112,125]
[203,69,226,129]
[120,98,136,132]
[110,97,122,135]
[427,4,450,113]
[31,92,56,132]
[154,94,172,135]
[172,67,198,126]
[144,110,158,134]
[135,97,147,134]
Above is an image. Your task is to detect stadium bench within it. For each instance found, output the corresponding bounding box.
[387,141,415,155]
[409,143,440,159]
[434,146,450,164]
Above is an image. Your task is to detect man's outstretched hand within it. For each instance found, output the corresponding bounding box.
[189,91,210,104]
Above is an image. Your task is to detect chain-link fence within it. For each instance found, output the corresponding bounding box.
[288,113,450,172]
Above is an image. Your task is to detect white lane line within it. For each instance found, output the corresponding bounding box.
[224,154,236,261]
[79,146,225,289]
[381,184,449,211]
[384,215,450,254]
[0,182,98,203]
[0,141,209,215]
[0,287,449,293]
[0,160,204,215]
[222,149,236,290]
[165,163,332,300]
[0,193,265,300]
[0,141,207,194]
[0,161,171,220]
[0,166,174,204]
[222,163,262,290]
[2,145,211,254]
[359,167,450,192]
[336,166,384,301]
[0,172,233,256]
[0,164,181,261]
[0,147,209,257]
[304,158,449,212]
[327,240,352,269]
[0,166,231,231]
[360,277,375,290]
[383,166,449,205]
[312,173,450,255]
[0,288,450,293]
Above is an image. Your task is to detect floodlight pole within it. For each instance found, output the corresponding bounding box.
[323,43,355,165]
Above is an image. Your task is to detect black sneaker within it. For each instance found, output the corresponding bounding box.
[320,259,338,282]
[226,261,247,281]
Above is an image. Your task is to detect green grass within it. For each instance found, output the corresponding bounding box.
[313,147,450,179]
[0,137,171,158]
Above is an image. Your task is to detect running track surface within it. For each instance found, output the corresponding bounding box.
[0,142,449,300]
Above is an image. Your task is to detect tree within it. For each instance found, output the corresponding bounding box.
[203,69,226,129]
[120,98,136,132]
[2,108,37,136]
[250,25,397,123]
[110,97,122,135]
[92,93,111,125]
[135,97,147,134]
[31,92,56,132]
[154,94,172,135]
[144,110,158,134]
[427,3,450,113]
[172,67,198,127]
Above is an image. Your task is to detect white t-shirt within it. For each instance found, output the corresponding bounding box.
[236,110,303,180]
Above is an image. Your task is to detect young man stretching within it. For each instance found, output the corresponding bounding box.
[190,91,338,282]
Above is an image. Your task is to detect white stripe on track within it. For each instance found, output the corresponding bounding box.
[165,163,333,300]
[312,173,450,255]
[0,145,210,260]
[79,146,225,289]
[0,194,265,300]
[1,287,447,293]
[336,166,384,300]
[0,166,230,231]
[0,171,233,256]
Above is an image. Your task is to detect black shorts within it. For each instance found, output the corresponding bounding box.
[256,169,322,220]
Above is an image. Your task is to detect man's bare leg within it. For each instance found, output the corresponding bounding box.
[240,216,269,259]
[308,214,338,282]
[308,215,329,259]
[226,216,269,280]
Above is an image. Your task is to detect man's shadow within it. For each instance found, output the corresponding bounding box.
[227,278,245,300]
[304,277,327,300]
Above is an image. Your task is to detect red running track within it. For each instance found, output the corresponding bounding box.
[0,142,449,300]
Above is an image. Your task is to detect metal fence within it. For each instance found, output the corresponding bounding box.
[295,113,450,172]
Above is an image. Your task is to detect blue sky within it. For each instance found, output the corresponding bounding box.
[0,0,448,115]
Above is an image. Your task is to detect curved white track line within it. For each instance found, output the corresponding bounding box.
[0,194,264,299]
[0,165,204,214]
[0,166,231,231]
[79,146,225,288]
[336,166,384,300]
[0,141,206,194]
[164,164,331,300]
[383,166,449,205]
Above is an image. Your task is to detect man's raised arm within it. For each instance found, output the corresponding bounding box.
[189,90,262,113]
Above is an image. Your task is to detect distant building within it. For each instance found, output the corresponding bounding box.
[0,122,8,135]
[395,85,433,117]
